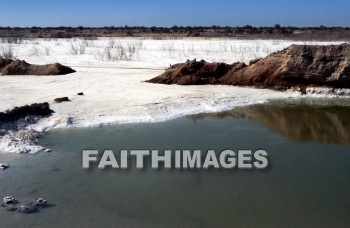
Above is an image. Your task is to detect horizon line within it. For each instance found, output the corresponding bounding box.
[1,25,350,29]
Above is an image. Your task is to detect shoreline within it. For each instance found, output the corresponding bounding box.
[1,89,350,154]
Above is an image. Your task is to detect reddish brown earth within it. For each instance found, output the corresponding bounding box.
[147,44,350,89]
[0,58,75,76]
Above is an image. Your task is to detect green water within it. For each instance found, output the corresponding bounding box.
[1,100,350,227]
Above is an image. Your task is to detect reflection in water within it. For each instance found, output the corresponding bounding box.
[189,100,350,144]
[1,100,350,227]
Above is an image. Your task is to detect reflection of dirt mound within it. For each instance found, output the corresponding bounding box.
[189,105,350,144]
[148,44,350,88]
[0,59,76,75]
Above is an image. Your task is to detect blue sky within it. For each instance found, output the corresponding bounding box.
[1,0,349,27]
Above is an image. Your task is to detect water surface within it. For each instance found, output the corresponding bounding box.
[0,99,350,227]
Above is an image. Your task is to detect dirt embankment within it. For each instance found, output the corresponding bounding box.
[147,44,350,89]
[0,59,75,76]
[0,103,53,122]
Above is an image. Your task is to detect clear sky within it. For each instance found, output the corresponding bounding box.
[1,0,349,27]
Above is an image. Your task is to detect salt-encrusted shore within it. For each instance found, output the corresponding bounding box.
[1,66,349,154]
[1,38,349,153]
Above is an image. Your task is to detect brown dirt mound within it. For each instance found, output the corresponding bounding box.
[0,59,76,76]
[54,97,70,103]
[147,44,350,88]
[0,103,53,122]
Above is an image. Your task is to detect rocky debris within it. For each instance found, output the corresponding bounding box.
[0,134,47,154]
[0,102,53,122]
[77,92,84,96]
[17,204,34,213]
[0,58,75,76]
[0,103,53,154]
[14,128,40,144]
[35,198,47,207]
[147,44,350,89]
[2,196,48,214]
[304,87,350,96]
[0,125,50,154]
[3,196,17,204]
[0,163,9,170]
[54,97,70,103]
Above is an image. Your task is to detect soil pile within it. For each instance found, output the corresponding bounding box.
[0,59,75,75]
[0,103,53,122]
[147,44,350,88]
